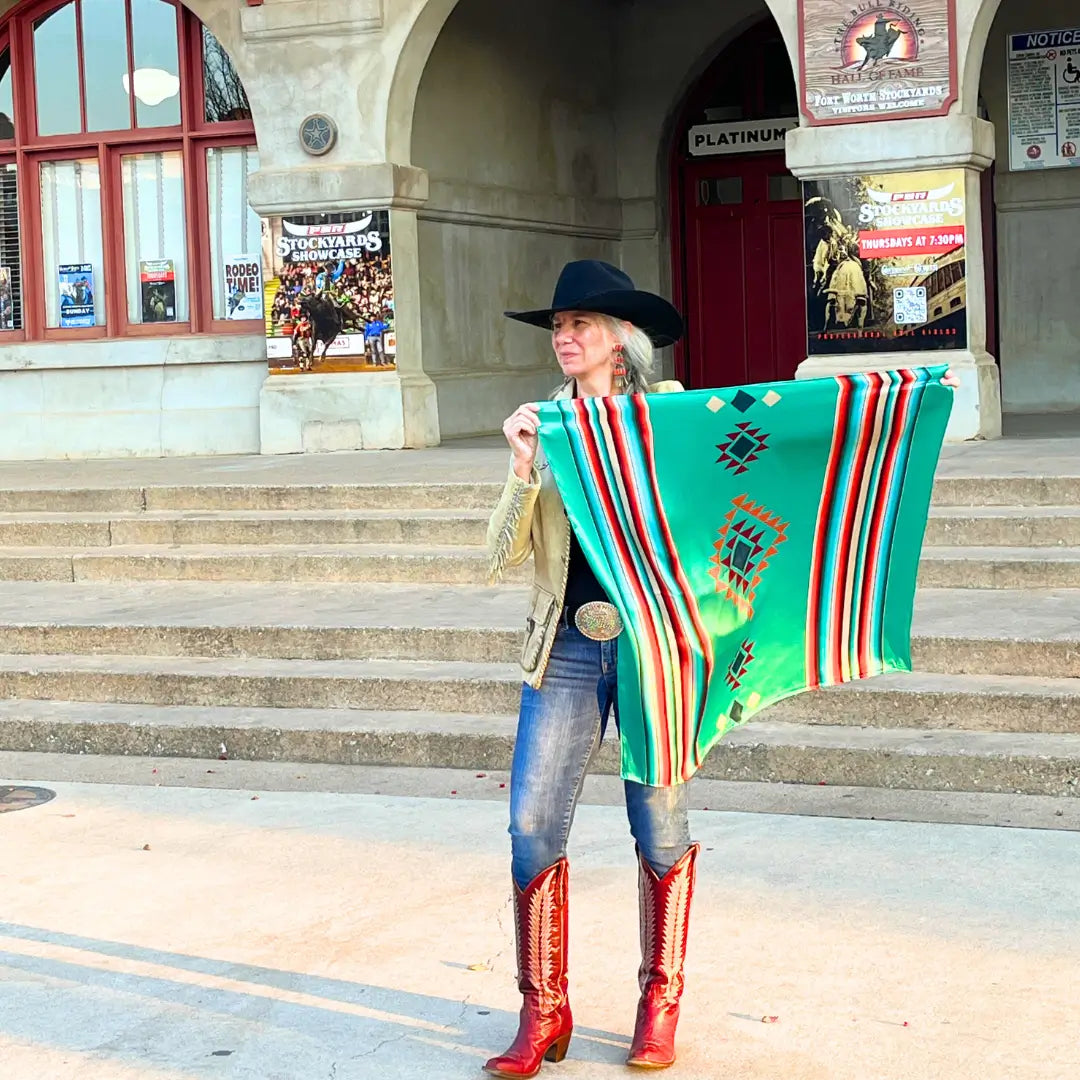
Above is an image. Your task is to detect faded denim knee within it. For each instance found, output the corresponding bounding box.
[624,778,692,878]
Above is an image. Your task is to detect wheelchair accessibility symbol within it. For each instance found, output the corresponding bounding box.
[1063,58,1080,85]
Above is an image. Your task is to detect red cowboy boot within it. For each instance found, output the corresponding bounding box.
[627,843,700,1069]
[484,858,573,1078]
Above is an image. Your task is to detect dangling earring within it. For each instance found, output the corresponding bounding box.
[612,343,627,396]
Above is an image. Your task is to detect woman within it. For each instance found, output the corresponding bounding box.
[484,260,697,1076]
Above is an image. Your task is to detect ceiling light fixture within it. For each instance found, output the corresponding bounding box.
[122,68,180,108]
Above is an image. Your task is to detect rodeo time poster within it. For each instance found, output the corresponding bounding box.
[261,210,396,374]
[799,1,957,124]
[803,168,968,355]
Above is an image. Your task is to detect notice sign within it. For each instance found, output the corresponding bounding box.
[139,259,176,323]
[1007,28,1080,171]
[223,255,262,320]
[58,263,95,328]
[804,167,967,355]
[688,118,798,157]
[799,0,957,125]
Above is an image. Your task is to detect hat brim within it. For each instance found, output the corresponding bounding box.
[504,289,684,348]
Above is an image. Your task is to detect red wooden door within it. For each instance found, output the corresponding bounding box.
[682,152,805,390]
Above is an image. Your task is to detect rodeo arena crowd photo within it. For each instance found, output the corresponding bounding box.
[264,212,396,373]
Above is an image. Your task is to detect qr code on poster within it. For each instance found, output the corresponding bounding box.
[893,286,927,325]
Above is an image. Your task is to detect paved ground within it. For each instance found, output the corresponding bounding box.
[1,754,1077,1080]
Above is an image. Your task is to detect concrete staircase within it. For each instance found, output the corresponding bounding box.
[0,469,1078,796]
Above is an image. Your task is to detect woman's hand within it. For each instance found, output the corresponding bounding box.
[503,403,540,480]
[942,369,960,388]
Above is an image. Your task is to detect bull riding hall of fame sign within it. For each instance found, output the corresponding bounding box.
[799,1,958,125]
[261,209,397,376]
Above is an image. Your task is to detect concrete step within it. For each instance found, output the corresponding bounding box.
[0,483,505,514]
[0,504,1075,552]
[926,506,1080,547]
[0,654,524,713]
[930,475,1080,507]
[0,653,1077,736]
[0,582,1074,676]
[0,542,1077,587]
[0,475,1077,516]
[913,587,1080,678]
[0,544,529,584]
[1,698,1078,797]
[919,546,1080,588]
[0,509,490,548]
[775,671,1080,733]
[0,582,523,663]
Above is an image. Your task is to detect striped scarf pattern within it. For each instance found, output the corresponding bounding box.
[807,368,934,689]
[539,368,951,786]
[556,394,714,785]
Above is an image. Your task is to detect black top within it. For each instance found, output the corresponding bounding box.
[561,382,612,615]
[564,527,609,614]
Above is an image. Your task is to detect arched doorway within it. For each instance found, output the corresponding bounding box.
[671,19,803,391]
[978,0,1080,419]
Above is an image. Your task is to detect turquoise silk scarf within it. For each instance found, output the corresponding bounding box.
[537,367,952,787]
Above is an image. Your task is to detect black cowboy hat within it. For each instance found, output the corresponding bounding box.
[504,259,684,347]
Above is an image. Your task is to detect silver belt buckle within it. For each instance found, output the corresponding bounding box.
[574,601,623,642]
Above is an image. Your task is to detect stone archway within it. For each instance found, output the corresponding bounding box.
[387,0,797,171]
[976,0,1080,419]
[665,16,803,391]
[399,0,799,439]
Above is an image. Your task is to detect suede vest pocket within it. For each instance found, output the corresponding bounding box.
[521,585,557,672]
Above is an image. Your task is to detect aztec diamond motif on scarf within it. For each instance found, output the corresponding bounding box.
[536,368,952,787]
[716,422,769,475]
[709,496,788,617]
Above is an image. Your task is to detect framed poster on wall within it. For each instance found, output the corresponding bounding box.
[804,168,968,354]
[261,210,396,374]
[57,264,95,328]
[139,260,177,323]
[223,256,263,320]
[799,0,957,125]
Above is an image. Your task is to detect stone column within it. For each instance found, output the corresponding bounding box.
[247,162,441,453]
[786,114,1003,441]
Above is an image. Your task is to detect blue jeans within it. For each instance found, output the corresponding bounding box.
[509,619,692,888]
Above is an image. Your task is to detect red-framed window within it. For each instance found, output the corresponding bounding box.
[0,0,259,341]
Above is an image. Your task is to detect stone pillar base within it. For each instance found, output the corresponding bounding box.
[259,370,440,454]
[795,350,1002,442]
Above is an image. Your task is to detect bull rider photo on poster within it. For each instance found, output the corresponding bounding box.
[262,210,396,374]
[803,167,968,355]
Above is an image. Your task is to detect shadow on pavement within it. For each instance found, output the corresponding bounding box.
[0,921,628,1077]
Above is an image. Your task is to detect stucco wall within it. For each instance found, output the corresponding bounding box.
[981,0,1080,413]
[411,0,623,435]
[0,337,265,460]
[410,0,790,437]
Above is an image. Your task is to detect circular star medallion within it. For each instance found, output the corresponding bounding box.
[299,113,337,157]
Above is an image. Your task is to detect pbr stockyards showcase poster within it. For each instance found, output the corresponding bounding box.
[261,210,396,374]
[799,0,957,125]
[803,167,968,355]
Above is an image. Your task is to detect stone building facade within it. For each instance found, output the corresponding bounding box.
[0,0,1075,457]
